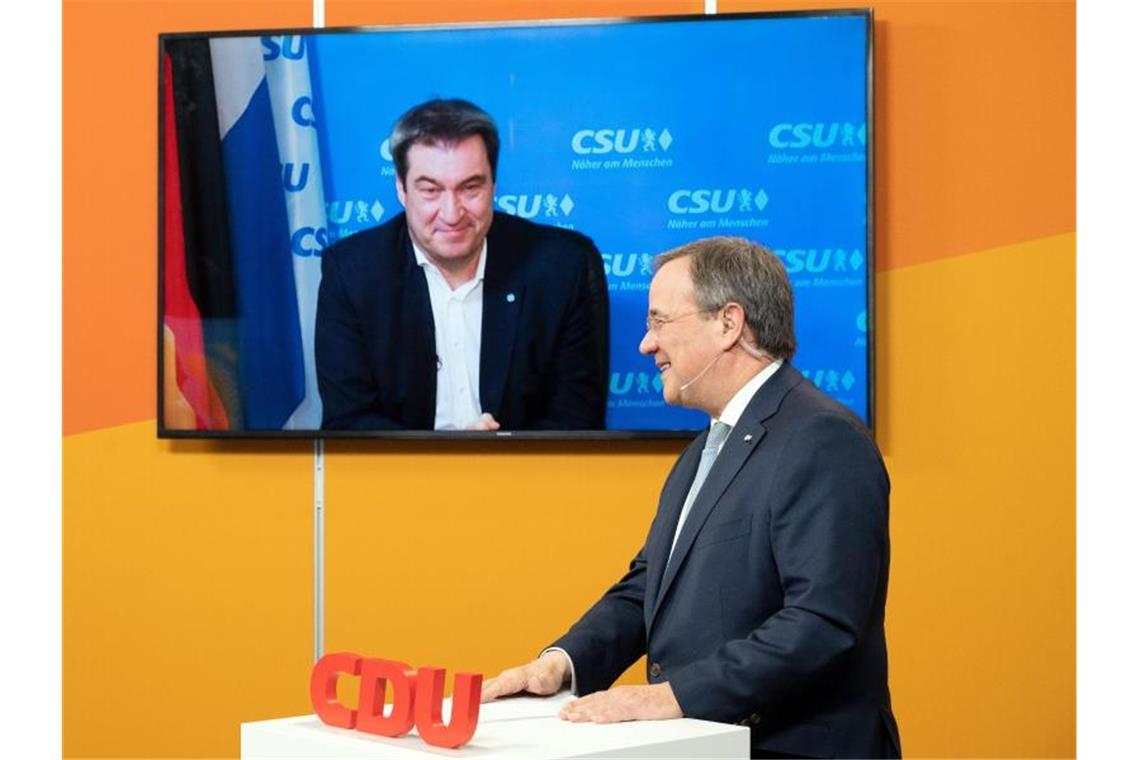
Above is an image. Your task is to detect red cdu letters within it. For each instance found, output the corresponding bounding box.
[356,657,417,737]
[309,653,483,749]
[414,667,484,749]
[309,652,362,729]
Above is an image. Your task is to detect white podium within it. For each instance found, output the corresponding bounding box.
[241,693,749,759]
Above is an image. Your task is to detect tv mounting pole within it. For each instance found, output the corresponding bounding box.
[312,0,326,666]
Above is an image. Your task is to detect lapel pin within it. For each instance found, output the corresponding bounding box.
[743,433,753,443]
[506,293,516,303]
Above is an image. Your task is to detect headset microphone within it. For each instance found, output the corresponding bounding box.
[678,353,722,392]
[676,338,773,393]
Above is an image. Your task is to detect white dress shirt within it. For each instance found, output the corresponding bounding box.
[714,358,783,429]
[412,240,488,430]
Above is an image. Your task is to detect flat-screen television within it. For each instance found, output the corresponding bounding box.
[158,10,873,438]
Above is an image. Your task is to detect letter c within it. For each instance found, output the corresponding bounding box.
[291,96,316,127]
[769,123,793,149]
[310,652,362,729]
[668,189,691,214]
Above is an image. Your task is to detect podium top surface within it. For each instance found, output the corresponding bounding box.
[241,693,749,759]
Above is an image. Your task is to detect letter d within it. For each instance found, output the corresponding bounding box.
[309,652,361,729]
[356,658,418,737]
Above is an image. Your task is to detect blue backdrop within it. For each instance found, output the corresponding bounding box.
[301,13,869,430]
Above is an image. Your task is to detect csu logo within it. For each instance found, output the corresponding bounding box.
[496,193,574,219]
[571,128,673,155]
[768,122,867,149]
[610,371,663,396]
[802,368,857,393]
[602,253,653,278]
[326,200,385,225]
[261,36,306,61]
[668,188,768,215]
[773,248,865,274]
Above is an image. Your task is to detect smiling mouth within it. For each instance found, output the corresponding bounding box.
[657,362,671,374]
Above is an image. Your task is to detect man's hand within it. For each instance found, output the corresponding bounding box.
[558,684,682,723]
[466,413,501,431]
[481,651,569,703]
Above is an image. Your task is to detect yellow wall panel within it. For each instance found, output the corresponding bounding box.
[322,441,685,684]
[63,423,315,758]
[879,233,1076,757]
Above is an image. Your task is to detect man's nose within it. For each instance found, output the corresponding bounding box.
[438,191,463,223]
[638,329,657,356]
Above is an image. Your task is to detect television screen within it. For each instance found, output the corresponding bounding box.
[159,10,873,438]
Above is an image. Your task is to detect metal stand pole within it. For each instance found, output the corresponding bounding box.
[311,0,327,667]
[313,438,325,662]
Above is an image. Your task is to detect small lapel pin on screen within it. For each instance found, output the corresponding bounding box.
[743,434,753,443]
[506,293,516,303]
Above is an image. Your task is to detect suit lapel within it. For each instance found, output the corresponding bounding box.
[647,363,802,634]
[398,225,437,428]
[479,220,524,419]
[644,437,704,624]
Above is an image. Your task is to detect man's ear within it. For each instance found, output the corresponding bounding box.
[395,177,407,208]
[717,303,747,349]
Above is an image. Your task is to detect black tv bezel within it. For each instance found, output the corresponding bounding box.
[156,8,875,441]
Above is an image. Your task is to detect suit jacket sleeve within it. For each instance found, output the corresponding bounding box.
[315,246,406,430]
[526,236,607,430]
[547,546,648,696]
[667,412,891,722]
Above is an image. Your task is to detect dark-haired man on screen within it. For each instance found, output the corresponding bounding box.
[482,237,901,759]
[316,98,608,430]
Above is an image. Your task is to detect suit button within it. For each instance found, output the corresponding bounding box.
[649,662,662,678]
[749,713,761,725]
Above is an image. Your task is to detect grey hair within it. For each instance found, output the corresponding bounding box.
[655,236,796,360]
[390,98,500,183]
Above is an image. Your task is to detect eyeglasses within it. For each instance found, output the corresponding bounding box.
[645,309,710,334]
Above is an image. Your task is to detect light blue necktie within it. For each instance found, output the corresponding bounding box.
[668,421,733,562]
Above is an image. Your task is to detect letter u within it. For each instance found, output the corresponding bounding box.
[516,195,541,219]
[610,372,634,394]
[805,249,831,273]
[710,190,735,213]
[327,201,353,224]
[613,129,639,154]
[611,254,636,277]
[282,35,305,60]
[414,668,482,749]
[282,162,310,192]
[813,123,839,147]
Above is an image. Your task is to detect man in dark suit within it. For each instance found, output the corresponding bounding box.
[482,237,901,758]
[316,99,607,431]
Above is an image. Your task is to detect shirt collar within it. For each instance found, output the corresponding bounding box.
[713,359,783,429]
[412,238,488,291]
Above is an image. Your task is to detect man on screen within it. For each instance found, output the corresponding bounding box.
[316,98,608,430]
[482,237,901,759]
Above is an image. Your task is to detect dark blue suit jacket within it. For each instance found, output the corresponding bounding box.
[552,364,901,758]
[315,212,608,430]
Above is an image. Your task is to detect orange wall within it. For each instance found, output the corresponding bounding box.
[63,1,1075,757]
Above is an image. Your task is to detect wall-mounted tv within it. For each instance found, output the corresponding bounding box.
[158,10,873,438]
